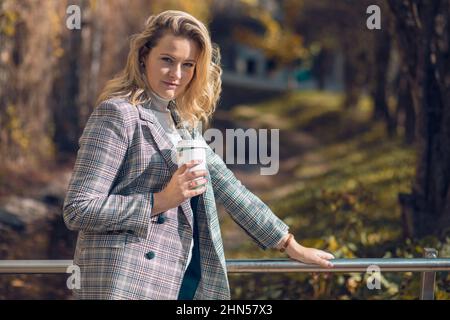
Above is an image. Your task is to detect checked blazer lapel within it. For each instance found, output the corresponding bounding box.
[136,100,195,230]
[136,102,178,172]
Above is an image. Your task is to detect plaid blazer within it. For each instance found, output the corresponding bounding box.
[63,97,289,300]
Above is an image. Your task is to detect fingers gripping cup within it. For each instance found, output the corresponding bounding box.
[176,140,208,189]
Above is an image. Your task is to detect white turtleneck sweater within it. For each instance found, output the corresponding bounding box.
[147,90,183,148]
[147,90,194,273]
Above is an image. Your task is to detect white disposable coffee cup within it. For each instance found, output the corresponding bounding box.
[176,140,208,189]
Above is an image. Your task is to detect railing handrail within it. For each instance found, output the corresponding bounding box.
[1,256,449,300]
[1,258,450,274]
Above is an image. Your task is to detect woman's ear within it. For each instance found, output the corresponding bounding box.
[139,56,146,75]
[138,45,149,71]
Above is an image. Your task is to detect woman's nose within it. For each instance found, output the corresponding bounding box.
[170,64,182,79]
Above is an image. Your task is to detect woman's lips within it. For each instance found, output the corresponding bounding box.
[162,81,179,89]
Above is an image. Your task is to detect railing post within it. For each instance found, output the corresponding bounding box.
[420,248,438,300]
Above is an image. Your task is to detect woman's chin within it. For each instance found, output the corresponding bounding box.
[158,90,177,100]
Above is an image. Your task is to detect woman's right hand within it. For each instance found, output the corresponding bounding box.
[152,160,208,215]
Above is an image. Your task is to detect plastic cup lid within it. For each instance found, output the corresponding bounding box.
[176,139,207,149]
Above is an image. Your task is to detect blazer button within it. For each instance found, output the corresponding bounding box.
[145,251,155,260]
[157,214,166,224]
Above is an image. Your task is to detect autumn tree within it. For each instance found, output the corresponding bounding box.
[389,0,450,237]
[0,0,66,170]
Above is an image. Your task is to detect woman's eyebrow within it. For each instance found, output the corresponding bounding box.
[160,53,197,63]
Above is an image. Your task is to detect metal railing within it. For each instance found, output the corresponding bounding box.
[1,248,449,300]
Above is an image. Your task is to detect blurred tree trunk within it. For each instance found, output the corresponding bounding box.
[51,25,82,155]
[390,0,450,238]
[396,66,415,144]
[342,44,360,109]
[78,1,103,129]
[312,49,328,90]
[372,29,395,136]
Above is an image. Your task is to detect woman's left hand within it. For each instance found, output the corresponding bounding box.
[285,239,335,269]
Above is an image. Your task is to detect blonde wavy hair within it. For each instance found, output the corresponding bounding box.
[97,10,222,129]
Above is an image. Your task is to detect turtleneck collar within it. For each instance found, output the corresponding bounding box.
[147,88,172,112]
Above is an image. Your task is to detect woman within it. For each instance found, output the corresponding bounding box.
[63,10,334,300]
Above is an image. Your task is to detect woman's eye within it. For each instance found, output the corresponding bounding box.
[162,57,172,63]
[183,63,194,68]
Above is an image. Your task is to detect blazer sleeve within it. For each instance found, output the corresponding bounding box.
[62,100,153,239]
[198,134,289,250]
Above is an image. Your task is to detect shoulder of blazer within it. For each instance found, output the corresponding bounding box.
[96,97,142,127]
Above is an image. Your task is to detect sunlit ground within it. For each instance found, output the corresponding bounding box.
[224,90,450,300]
